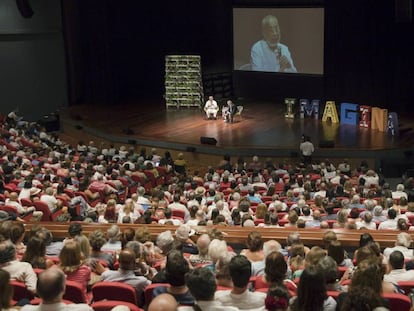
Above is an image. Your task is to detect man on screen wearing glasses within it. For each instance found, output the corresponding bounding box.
[251,15,297,73]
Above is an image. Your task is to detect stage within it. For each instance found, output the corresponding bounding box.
[62,99,414,162]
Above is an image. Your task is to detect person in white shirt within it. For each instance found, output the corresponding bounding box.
[204,96,219,119]
[21,268,93,311]
[392,184,408,201]
[384,250,414,284]
[0,240,37,294]
[299,135,314,166]
[178,267,239,311]
[250,15,296,73]
[383,232,414,263]
[378,209,398,230]
[215,255,266,311]
[40,187,59,212]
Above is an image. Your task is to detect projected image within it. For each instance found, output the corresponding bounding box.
[233,8,324,75]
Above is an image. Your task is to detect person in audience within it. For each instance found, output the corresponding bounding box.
[100,248,151,298]
[383,232,413,262]
[148,293,179,311]
[240,231,264,262]
[175,224,198,254]
[317,256,345,292]
[289,266,336,311]
[264,283,290,311]
[392,183,408,200]
[21,236,53,269]
[215,254,266,310]
[152,250,194,305]
[6,192,42,219]
[101,224,122,253]
[327,241,353,268]
[384,250,414,283]
[87,230,114,269]
[58,240,91,302]
[356,212,376,230]
[378,208,398,230]
[40,187,60,212]
[9,222,26,257]
[178,267,239,311]
[264,251,294,290]
[21,268,93,311]
[0,268,19,311]
[189,234,212,267]
[0,239,37,294]
[336,259,389,311]
[251,240,282,277]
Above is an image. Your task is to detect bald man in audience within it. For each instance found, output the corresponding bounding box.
[21,268,93,310]
[189,234,212,267]
[148,293,179,311]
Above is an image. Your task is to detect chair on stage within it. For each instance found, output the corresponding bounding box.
[234,106,244,122]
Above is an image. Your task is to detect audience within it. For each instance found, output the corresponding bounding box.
[1,112,414,310]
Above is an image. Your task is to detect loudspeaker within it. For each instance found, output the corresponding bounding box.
[16,0,34,18]
[395,0,412,23]
[319,140,335,148]
[186,146,196,152]
[127,139,136,145]
[200,136,217,145]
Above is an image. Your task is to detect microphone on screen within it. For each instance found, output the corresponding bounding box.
[276,46,282,60]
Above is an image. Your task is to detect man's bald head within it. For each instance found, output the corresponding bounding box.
[119,248,136,270]
[148,293,178,311]
[37,268,66,302]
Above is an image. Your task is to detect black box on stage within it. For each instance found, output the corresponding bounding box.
[200,136,217,145]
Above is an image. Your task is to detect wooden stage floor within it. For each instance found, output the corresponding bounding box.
[64,99,414,155]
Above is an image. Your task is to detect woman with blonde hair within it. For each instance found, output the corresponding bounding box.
[58,240,91,302]
[117,199,136,223]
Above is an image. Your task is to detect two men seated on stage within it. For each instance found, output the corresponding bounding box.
[204,96,219,119]
[222,100,237,123]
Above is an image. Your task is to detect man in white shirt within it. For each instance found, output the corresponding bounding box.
[204,96,219,119]
[40,187,59,212]
[299,135,314,166]
[392,184,408,201]
[384,250,414,284]
[383,232,414,263]
[215,255,266,311]
[21,268,93,311]
[250,15,296,73]
[168,193,190,222]
[378,209,398,230]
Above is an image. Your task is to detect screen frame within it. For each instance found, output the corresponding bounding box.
[232,5,325,76]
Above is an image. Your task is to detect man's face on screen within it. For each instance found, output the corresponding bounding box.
[262,17,280,47]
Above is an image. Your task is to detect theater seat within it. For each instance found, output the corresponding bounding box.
[91,300,143,311]
[92,282,138,305]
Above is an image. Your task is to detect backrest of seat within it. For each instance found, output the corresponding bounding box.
[144,283,170,306]
[63,280,86,303]
[91,300,143,311]
[92,281,138,305]
[10,280,35,301]
[382,292,411,311]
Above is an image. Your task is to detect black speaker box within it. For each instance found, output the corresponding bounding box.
[200,136,217,145]
[319,140,335,148]
[186,146,197,152]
